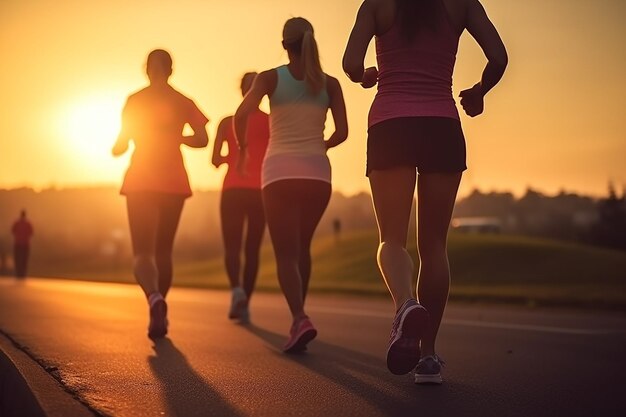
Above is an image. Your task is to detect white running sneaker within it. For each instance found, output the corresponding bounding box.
[239,305,250,324]
[148,298,168,339]
[228,287,247,320]
[414,355,445,385]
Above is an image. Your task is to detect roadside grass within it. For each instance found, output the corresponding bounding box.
[19,230,626,310]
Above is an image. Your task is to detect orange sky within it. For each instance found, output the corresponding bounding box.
[1,0,624,197]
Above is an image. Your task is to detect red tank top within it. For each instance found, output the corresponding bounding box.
[369,8,461,127]
[222,110,269,190]
[120,85,209,197]
[12,219,33,245]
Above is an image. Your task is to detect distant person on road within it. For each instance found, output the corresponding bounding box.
[11,210,34,278]
[0,238,7,275]
[343,0,507,383]
[332,218,342,241]
[234,17,348,352]
[212,72,270,324]
[112,49,209,339]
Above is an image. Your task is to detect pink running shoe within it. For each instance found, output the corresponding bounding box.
[283,317,317,353]
[148,298,168,339]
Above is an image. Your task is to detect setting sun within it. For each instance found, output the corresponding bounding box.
[60,96,122,161]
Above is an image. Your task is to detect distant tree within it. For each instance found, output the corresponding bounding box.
[453,188,515,219]
[587,182,626,249]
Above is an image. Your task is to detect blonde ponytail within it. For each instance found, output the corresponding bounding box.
[282,17,324,95]
[301,30,324,95]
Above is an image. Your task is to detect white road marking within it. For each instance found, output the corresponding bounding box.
[307,306,622,335]
[443,319,612,335]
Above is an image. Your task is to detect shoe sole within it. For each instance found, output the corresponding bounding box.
[148,299,168,339]
[284,328,317,353]
[414,373,443,385]
[386,305,428,375]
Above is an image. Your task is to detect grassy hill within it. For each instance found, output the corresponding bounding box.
[19,230,626,310]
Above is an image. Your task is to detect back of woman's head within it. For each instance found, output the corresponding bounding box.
[282,17,324,95]
[396,0,441,41]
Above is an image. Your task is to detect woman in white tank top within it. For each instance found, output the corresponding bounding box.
[234,17,348,353]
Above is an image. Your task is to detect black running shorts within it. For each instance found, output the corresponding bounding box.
[366,116,467,176]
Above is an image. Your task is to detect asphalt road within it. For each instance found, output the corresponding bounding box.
[0,277,625,417]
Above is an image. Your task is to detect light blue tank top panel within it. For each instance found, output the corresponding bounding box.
[262,65,331,188]
[270,65,330,108]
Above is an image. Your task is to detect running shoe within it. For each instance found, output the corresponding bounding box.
[148,298,168,339]
[414,355,444,385]
[239,305,250,324]
[228,287,247,320]
[283,317,317,353]
[386,298,429,375]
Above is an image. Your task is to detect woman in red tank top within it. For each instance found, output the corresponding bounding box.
[211,72,269,324]
[344,0,507,384]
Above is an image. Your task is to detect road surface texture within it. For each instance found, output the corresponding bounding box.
[0,278,625,417]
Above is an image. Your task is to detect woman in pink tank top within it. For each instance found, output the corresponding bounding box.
[344,0,507,384]
[212,72,269,324]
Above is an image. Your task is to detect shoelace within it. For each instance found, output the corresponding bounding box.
[415,355,445,375]
[420,355,446,367]
[434,355,445,367]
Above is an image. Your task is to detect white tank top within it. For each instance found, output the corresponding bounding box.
[262,65,331,188]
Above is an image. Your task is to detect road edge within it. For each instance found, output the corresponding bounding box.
[0,332,96,417]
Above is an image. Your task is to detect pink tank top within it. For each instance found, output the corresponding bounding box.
[369,9,461,127]
[222,110,269,190]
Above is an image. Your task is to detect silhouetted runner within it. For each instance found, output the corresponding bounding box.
[212,72,269,324]
[344,0,507,383]
[11,209,33,278]
[112,49,209,339]
[234,17,348,353]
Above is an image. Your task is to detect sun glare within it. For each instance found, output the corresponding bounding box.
[60,97,122,160]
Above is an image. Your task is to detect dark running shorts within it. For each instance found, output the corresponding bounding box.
[366,117,467,176]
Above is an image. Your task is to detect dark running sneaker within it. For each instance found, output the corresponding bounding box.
[386,299,429,375]
[414,355,444,385]
[283,317,317,353]
[148,298,168,339]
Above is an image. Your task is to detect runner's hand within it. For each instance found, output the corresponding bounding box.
[361,67,378,89]
[111,139,129,156]
[459,84,484,117]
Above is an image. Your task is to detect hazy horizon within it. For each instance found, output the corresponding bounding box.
[0,181,616,200]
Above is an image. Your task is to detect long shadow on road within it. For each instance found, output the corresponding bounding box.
[148,338,244,417]
[245,325,413,416]
[243,323,491,417]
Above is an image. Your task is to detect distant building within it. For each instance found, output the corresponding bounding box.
[572,210,599,228]
[451,217,501,234]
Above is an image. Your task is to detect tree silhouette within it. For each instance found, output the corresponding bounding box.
[588,182,626,249]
